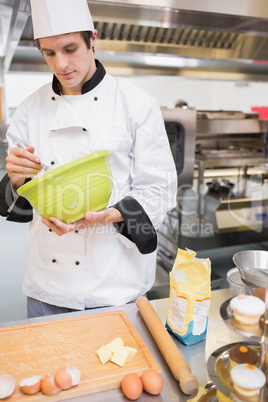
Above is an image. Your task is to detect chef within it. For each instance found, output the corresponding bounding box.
[0,0,177,318]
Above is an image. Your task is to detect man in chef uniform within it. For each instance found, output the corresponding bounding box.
[0,0,177,318]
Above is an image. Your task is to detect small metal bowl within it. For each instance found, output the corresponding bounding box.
[233,250,268,288]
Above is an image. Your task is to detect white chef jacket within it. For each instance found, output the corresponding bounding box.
[5,68,177,309]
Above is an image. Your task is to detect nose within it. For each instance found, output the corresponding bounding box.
[55,52,68,70]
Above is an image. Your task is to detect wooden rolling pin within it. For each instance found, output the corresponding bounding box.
[136,296,199,395]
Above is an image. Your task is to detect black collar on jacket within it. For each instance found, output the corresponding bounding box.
[52,59,106,95]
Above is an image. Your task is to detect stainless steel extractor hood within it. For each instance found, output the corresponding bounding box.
[1,0,268,80]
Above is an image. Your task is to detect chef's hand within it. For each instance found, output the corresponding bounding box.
[41,208,124,236]
[6,145,43,190]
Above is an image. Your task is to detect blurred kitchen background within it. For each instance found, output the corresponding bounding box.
[1,0,268,323]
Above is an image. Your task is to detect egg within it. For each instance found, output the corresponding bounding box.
[41,373,61,395]
[0,374,15,399]
[55,365,81,390]
[141,369,163,395]
[121,373,143,400]
[20,375,42,395]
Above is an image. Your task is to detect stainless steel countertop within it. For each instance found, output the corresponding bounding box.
[0,288,243,401]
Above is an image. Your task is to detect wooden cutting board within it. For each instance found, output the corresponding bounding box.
[0,310,161,401]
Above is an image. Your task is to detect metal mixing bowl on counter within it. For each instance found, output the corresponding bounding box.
[233,250,268,289]
[226,268,244,296]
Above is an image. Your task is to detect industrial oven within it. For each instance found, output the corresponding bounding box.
[158,108,268,276]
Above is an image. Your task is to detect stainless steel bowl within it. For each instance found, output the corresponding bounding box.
[226,267,244,296]
[233,250,268,288]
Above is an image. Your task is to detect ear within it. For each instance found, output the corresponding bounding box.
[91,30,98,47]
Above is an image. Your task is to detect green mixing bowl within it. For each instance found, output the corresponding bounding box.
[17,150,112,223]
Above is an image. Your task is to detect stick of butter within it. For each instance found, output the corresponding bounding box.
[96,345,112,365]
[111,346,137,367]
[97,337,124,364]
[106,337,124,354]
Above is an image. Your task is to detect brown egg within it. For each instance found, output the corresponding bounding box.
[54,368,72,390]
[41,373,61,395]
[121,373,143,400]
[20,375,42,395]
[141,369,163,395]
[55,365,81,390]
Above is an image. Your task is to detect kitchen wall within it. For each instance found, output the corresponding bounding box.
[129,76,268,112]
[4,71,268,118]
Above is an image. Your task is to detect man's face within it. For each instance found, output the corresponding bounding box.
[39,31,97,95]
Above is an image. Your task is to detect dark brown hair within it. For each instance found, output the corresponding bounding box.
[35,31,93,52]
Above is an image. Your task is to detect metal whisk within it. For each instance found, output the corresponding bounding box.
[13,139,51,172]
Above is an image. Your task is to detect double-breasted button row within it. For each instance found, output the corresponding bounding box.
[51,259,80,266]
[51,95,98,101]
[49,229,80,233]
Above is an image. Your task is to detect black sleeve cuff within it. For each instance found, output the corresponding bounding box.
[112,196,157,255]
[0,173,33,222]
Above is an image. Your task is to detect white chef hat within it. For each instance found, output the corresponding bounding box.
[30,0,95,40]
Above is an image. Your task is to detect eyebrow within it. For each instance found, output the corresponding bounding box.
[41,42,78,52]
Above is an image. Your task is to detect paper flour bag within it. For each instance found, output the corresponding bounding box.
[166,248,211,345]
